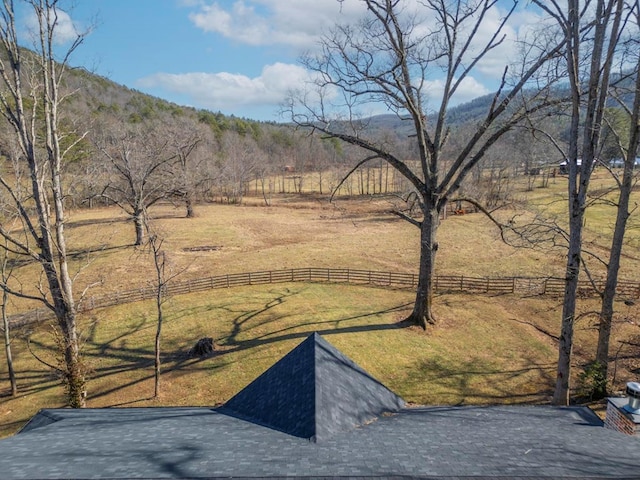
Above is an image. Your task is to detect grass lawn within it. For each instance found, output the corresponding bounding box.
[1,170,640,438]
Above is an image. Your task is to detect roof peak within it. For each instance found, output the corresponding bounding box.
[222,332,404,441]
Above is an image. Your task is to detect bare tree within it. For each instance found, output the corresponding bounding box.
[594,2,640,398]
[166,119,210,218]
[216,131,261,204]
[253,162,276,206]
[287,0,563,328]
[145,216,167,398]
[1,243,17,396]
[532,0,626,405]
[141,212,183,398]
[0,0,88,407]
[95,122,178,245]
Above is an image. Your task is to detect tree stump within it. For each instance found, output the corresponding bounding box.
[189,337,215,357]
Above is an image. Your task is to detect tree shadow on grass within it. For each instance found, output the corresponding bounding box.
[15,313,160,403]
[5,370,58,397]
[9,286,415,408]
[84,313,150,353]
[216,285,413,355]
[403,356,556,405]
[142,293,413,379]
[6,242,132,269]
[230,302,414,350]
[225,288,298,346]
[67,243,134,262]
[65,215,131,228]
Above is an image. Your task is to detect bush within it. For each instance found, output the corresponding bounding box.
[577,361,607,401]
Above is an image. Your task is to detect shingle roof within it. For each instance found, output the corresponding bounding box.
[0,332,639,479]
[222,331,405,441]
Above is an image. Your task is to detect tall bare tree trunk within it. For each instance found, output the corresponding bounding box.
[406,205,439,328]
[595,187,629,395]
[595,47,640,397]
[145,218,170,399]
[553,2,582,400]
[134,211,145,246]
[551,0,623,405]
[185,194,195,218]
[42,249,85,406]
[554,187,583,405]
[2,286,17,396]
[154,287,163,398]
[0,0,88,408]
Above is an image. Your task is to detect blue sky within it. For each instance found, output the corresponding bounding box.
[38,0,543,122]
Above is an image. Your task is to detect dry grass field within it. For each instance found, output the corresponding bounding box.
[1,170,640,438]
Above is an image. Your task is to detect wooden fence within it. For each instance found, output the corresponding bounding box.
[8,267,640,328]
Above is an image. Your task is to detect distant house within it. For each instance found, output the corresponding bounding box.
[558,158,582,174]
[558,157,607,174]
[609,157,640,168]
[610,158,625,168]
[0,332,638,479]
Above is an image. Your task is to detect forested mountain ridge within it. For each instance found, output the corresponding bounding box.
[2,49,633,215]
[64,67,268,142]
[364,71,636,136]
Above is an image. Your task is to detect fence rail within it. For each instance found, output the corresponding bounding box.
[9,267,640,328]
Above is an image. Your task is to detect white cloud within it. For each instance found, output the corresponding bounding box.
[476,7,552,79]
[473,8,519,77]
[406,2,547,83]
[188,0,366,49]
[146,1,538,117]
[451,77,492,104]
[137,62,313,110]
[25,8,80,45]
[423,77,491,107]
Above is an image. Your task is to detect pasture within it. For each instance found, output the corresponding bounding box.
[0,170,639,438]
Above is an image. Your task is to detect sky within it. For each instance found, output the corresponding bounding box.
[31,0,544,122]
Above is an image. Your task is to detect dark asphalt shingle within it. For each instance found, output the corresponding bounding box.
[0,333,638,479]
[2,404,640,479]
[223,332,404,441]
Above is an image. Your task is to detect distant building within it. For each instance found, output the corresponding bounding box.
[558,158,584,174]
[609,157,640,168]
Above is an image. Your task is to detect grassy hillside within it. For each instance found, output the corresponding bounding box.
[1,170,639,438]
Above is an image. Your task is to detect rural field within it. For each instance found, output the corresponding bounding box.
[1,170,639,438]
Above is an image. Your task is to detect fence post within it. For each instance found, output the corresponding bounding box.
[226,274,230,288]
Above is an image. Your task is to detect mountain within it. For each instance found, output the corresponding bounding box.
[363,71,637,137]
[348,94,499,142]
